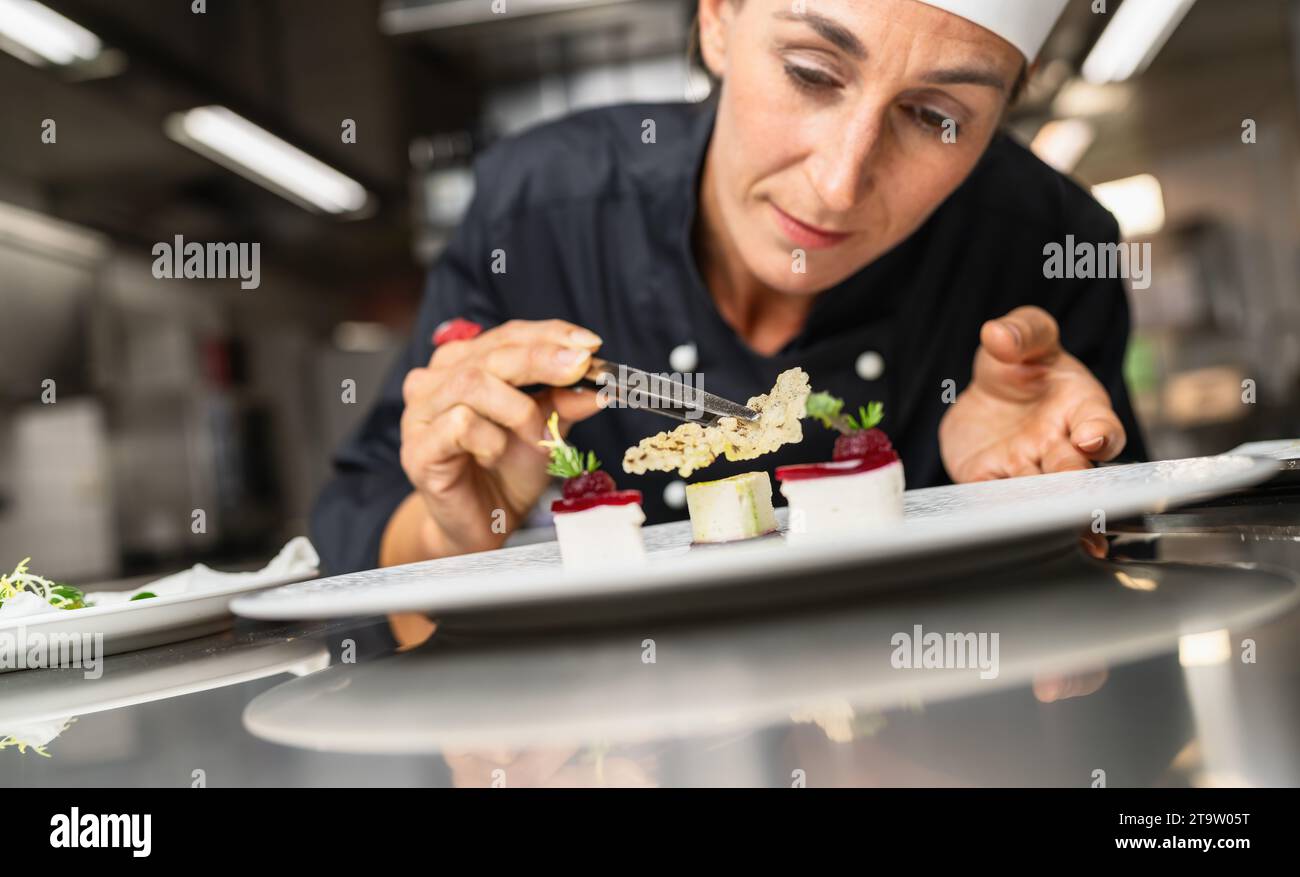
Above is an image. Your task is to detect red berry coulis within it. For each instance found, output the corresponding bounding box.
[775,450,899,482]
[551,489,643,514]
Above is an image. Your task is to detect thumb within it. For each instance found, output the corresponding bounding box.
[981,305,1062,366]
[533,386,605,437]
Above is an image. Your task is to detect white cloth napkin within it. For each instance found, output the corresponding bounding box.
[0,537,319,619]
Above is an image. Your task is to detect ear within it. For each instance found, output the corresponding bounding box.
[697,0,735,80]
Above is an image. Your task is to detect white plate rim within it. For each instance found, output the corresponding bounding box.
[232,455,1278,620]
[0,568,319,632]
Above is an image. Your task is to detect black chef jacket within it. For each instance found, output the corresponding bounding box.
[311,99,1148,576]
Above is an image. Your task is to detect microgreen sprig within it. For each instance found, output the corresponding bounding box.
[805,391,845,431]
[805,392,883,434]
[538,411,600,479]
[847,401,884,431]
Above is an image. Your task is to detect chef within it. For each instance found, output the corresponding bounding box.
[312,0,1146,575]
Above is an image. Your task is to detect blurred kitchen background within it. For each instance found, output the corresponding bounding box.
[0,0,1296,583]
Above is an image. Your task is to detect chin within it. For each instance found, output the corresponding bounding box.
[747,246,859,296]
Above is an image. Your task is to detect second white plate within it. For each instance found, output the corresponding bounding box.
[0,568,318,662]
[231,456,1277,627]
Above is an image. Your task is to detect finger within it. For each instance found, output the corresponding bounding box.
[478,342,593,387]
[533,386,604,431]
[1033,669,1108,703]
[401,366,435,407]
[971,345,1051,402]
[431,319,602,369]
[417,369,547,447]
[1006,455,1043,478]
[478,748,520,766]
[387,612,437,650]
[1001,441,1047,478]
[494,318,602,350]
[959,462,1006,483]
[960,447,1039,482]
[1041,441,1093,474]
[980,306,1061,366]
[418,404,511,469]
[1068,405,1127,462]
[509,748,580,785]
[1078,530,1109,559]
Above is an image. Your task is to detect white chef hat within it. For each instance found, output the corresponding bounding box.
[913,0,1069,60]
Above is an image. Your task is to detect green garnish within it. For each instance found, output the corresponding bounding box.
[806,391,846,430]
[538,411,600,479]
[130,592,158,601]
[49,585,87,610]
[805,392,884,434]
[0,558,88,611]
[847,401,884,431]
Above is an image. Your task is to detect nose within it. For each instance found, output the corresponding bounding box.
[804,103,885,214]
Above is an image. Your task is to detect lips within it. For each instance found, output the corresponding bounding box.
[770,203,853,250]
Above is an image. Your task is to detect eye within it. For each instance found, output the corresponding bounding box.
[783,62,841,93]
[905,105,958,137]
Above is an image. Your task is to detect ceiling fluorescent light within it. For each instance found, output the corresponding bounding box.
[1051,79,1131,118]
[1082,0,1197,84]
[1031,119,1096,174]
[165,106,370,215]
[379,0,619,34]
[1092,174,1166,238]
[0,0,102,66]
[0,200,109,262]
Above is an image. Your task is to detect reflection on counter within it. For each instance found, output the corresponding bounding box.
[236,540,1299,787]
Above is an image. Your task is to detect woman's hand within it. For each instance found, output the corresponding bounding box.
[939,306,1126,482]
[444,746,658,788]
[393,319,604,559]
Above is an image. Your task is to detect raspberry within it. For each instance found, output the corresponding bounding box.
[833,428,893,461]
[562,470,617,499]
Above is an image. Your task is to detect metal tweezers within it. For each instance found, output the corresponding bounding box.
[577,357,760,427]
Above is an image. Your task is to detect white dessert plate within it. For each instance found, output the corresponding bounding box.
[231,455,1277,628]
[0,568,318,664]
[1226,438,1300,460]
[1225,438,1300,482]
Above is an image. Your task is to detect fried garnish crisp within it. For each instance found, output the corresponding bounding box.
[622,367,811,477]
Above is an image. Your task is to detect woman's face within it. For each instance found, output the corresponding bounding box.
[698,0,1024,294]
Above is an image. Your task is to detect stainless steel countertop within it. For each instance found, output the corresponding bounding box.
[4,482,1300,788]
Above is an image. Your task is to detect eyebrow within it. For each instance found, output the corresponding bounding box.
[920,66,1011,92]
[775,10,1011,92]
[774,10,866,59]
